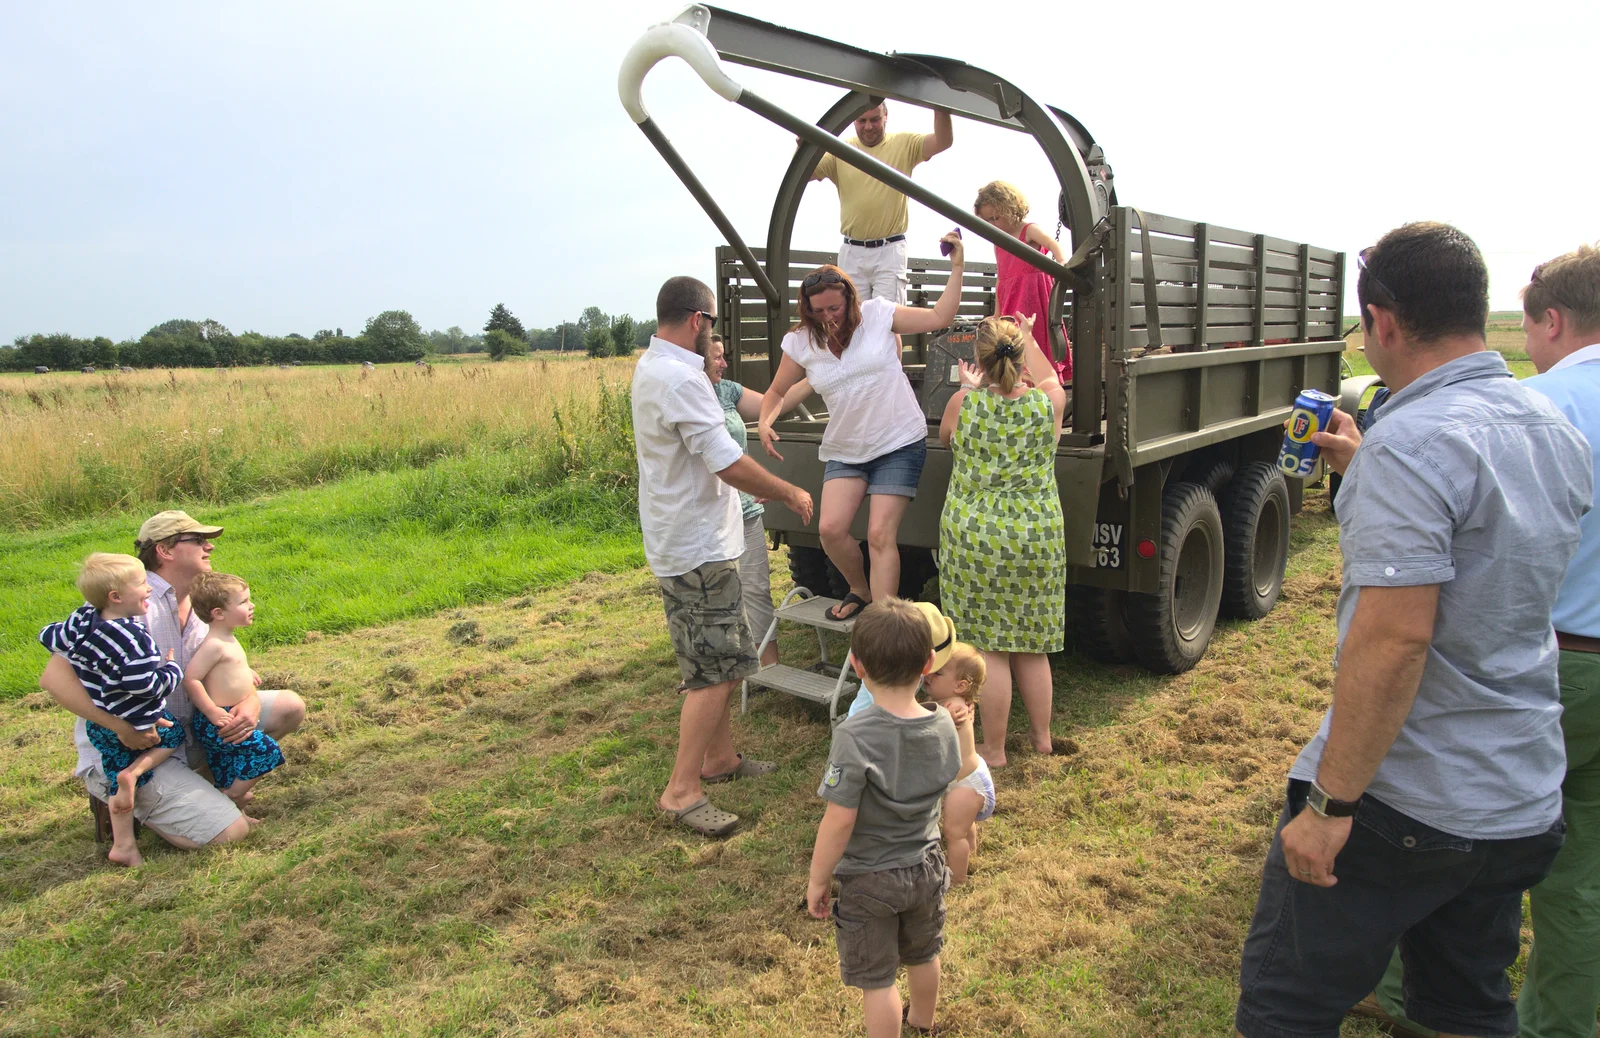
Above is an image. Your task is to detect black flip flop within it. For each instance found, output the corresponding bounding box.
[826,592,869,622]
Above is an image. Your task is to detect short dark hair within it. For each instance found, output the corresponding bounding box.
[850,597,932,686]
[1357,222,1488,344]
[656,276,714,328]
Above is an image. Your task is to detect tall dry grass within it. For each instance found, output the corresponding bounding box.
[0,356,637,528]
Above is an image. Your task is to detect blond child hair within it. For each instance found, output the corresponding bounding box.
[941,642,986,706]
[77,553,146,611]
[191,572,249,623]
[974,180,1030,224]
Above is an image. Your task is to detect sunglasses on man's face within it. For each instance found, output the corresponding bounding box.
[682,307,716,325]
[173,534,210,546]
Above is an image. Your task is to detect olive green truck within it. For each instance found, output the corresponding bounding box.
[621,6,1360,673]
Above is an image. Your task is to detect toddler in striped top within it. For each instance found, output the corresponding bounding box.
[39,553,185,867]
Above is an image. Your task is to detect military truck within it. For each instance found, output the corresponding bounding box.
[620,6,1358,673]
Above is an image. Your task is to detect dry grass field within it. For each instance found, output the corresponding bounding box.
[0,326,1551,1035]
[1,493,1455,1038]
[0,354,635,528]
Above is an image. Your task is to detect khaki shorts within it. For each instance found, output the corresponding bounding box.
[83,687,295,846]
[659,560,758,691]
[834,847,950,989]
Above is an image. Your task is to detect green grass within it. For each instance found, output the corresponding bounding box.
[0,489,1450,1035]
[0,452,644,698]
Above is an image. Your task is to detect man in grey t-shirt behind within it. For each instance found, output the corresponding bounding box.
[1234,222,1593,1038]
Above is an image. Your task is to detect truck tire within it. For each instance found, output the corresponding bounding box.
[1126,481,1225,673]
[826,543,939,601]
[1068,585,1135,664]
[1220,462,1289,620]
[787,544,831,597]
[1191,457,1236,495]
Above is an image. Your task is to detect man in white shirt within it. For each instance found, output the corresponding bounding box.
[635,276,814,837]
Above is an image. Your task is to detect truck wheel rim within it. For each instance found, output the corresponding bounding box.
[1253,495,1284,598]
[1174,526,1213,641]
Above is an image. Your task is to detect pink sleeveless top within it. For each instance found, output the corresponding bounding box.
[994,223,1072,381]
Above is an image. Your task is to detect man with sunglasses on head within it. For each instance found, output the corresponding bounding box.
[808,101,953,304]
[1234,223,1592,1038]
[634,277,815,837]
[38,510,308,850]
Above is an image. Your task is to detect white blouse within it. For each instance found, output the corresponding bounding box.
[780,297,928,464]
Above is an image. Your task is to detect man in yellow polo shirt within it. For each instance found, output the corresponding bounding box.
[810,102,953,303]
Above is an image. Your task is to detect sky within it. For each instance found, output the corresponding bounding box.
[2,0,1597,343]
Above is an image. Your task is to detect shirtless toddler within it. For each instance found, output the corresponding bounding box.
[182,572,284,806]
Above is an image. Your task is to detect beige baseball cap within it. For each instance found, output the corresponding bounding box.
[135,510,224,546]
[910,602,957,672]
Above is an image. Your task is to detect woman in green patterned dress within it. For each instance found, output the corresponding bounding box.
[937,313,1067,767]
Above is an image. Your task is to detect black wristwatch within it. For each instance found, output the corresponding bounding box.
[1306,780,1361,818]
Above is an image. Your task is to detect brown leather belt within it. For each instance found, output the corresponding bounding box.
[1556,631,1600,654]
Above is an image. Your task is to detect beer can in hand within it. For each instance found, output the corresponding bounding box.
[1278,389,1337,478]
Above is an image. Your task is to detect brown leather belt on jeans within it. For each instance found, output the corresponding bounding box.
[1556,631,1600,654]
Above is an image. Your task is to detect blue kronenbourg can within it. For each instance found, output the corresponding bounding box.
[1278,389,1337,478]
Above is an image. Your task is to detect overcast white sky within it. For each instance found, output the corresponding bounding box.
[2,0,1596,342]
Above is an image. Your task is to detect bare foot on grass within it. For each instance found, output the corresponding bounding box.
[107,843,143,868]
[978,749,1006,769]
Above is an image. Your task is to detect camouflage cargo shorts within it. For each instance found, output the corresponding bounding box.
[659,559,759,691]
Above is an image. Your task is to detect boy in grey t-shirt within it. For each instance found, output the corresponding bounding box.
[806,598,961,1038]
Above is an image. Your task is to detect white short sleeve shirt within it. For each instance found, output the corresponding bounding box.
[780,297,928,464]
[632,336,745,578]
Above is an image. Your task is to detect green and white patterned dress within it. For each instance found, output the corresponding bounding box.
[938,388,1066,653]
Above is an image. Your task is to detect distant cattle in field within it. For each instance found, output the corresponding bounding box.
[278,363,293,370]
[414,358,429,367]
[118,366,134,373]
[81,365,95,374]
[34,366,49,374]
[361,361,375,370]
[291,360,303,366]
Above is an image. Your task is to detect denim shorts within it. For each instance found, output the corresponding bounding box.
[822,438,927,498]
[1235,780,1565,1038]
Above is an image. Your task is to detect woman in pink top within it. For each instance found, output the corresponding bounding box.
[975,181,1073,382]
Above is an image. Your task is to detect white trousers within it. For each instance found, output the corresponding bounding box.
[836,239,908,304]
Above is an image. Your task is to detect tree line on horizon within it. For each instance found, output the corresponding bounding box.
[0,303,658,372]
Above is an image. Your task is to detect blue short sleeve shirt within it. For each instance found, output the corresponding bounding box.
[1290,352,1593,839]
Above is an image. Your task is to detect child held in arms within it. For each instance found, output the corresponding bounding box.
[807,598,962,1038]
[183,572,284,808]
[922,642,993,885]
[39,553,186,867]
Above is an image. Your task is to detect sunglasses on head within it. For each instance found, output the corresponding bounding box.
[1530,264,1580,313]
[801,269,846,292]
[1358,247,1400,307]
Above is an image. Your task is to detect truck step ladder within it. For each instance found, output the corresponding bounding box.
[742,587,859,724]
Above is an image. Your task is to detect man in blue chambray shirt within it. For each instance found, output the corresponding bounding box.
[1234,223,1593,1038]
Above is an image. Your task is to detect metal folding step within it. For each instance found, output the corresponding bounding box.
[745,664,856,705]
[742,588,859,723]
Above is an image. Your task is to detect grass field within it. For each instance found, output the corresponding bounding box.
[0,354,635,528]
[0,330,1551,1035]
[3,491,1427,1037]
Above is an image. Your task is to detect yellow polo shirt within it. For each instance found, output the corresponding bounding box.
[814,132,927,240]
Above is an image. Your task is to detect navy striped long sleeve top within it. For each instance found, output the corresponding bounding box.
[39,605,183,729]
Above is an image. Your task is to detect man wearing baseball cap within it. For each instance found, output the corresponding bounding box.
[38,510,306,849]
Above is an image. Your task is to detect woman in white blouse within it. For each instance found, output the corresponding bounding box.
[758,233,966,621]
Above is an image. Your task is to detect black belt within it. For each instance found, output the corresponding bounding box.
[1557,631,1600,654]
[842,234,905,248]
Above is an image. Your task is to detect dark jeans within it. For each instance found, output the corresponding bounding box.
[1236,780,1565,1038]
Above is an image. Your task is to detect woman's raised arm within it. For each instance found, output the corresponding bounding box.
[893,232,965,336]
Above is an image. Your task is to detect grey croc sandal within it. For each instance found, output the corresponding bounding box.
[662,796,739,837]
[704,754,778,784]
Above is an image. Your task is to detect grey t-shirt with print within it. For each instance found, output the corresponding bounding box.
[818,699,960,875]
[1290,352,1592,839]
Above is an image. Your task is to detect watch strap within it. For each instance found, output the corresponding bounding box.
[1308,779,1361,818]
